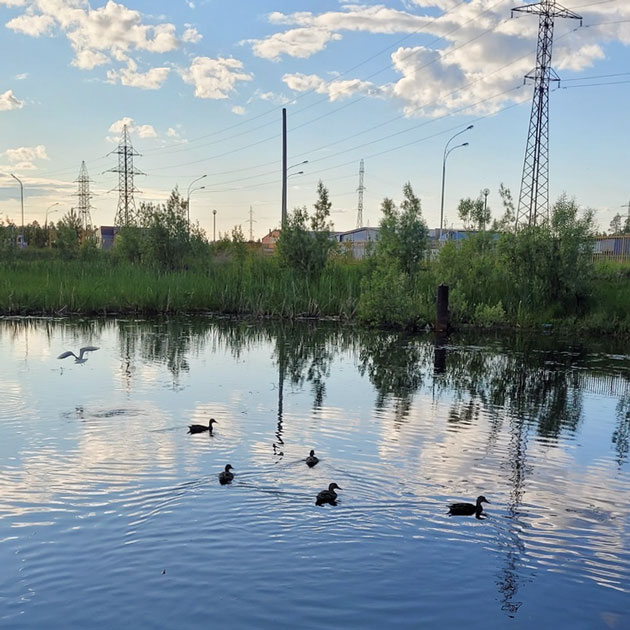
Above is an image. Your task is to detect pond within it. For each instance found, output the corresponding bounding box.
[1,317,629,629]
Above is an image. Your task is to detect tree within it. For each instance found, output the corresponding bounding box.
[55,209,82,258]
[376,182,428,275]
[276,180,336,275]
[492,183,516,232]
[609,213,623,235]
[458,194,490,231]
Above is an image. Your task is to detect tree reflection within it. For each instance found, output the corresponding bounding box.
[612,393,630,465]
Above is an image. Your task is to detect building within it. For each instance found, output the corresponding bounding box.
[335,227,380,260]
[95,226,117,250]
[261,229,281,254]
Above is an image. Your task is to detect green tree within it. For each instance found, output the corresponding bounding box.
[276,181,336,275]
[55,209,82,258]
[458,195,490,231]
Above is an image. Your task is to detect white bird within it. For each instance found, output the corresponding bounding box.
[57,346,100,363]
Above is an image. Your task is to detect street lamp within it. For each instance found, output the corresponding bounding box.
[10,173,24,246]
[45,202,61,248]
[289,160,308,170]
[212,209,217,242]
[439,125,473,238]
[186,174,207,231]
[288,171,304,178]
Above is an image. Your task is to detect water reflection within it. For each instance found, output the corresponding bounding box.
[1,317,629,628]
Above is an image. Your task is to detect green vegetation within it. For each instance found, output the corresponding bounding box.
[1,184,630,335]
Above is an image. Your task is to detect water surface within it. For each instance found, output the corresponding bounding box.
[1,318,629,628]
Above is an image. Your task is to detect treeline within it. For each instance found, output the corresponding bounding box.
[1,181,629,334]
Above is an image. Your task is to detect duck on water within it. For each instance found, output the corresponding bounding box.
[305,450,319,467]
[316,483,342,506]
[448,495,490,518]
[188,418,217,434]
[219,464,234,485]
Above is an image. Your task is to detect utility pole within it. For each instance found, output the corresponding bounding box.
[356,159,365,229]
[281,108,287,227]
[74,161,93,232]
[213,209,217,242]
[513,0,582,228]
[109,124,145,227]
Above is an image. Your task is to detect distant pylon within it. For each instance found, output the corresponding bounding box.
[248,205,257,241]
[108,124,145,227]
[74,161,93,231]
[356,159,365,229]
[512,0,581,228]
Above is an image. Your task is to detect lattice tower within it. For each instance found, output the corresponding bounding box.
[108,125,145,227]
[356,159,365,229]
[74,161,93,231]
[512,0,581,228]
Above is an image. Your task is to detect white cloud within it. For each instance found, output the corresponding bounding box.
[4,145,48,170]
[231,105,245,115]
[6,13,55,36]
[283,73,383,102]
[180,56,253,99]
[14,73,29,80]
[252,1,630,116]
[0,0,28,6]
[107,117,157,141]
[166,127,179,138]
[182,26,202,44]
[254,89,290,105]
[248,27,342,61]
[107,59,170,89]
[73,49,110,70]
[0,89,24,111]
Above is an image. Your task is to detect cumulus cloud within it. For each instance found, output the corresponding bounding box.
[247,27,342,61]
[4,145,48,171]
[256,1,630,117]
[3,0,201,89]
[107,59,170,89]
[0,89,24,111]
[180,56,252,99]
[283,73,384,102]
[254,89,291,105]
[182,26,202,43]
[108,117,156,141]
[231,105,245,115]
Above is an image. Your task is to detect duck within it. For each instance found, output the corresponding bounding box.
[187,418,217,435]
[305,449,319,467]
[448,495,490,517]
[316,482,342,506]
[218,464,234,485]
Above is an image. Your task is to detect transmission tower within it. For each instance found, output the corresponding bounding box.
[356,159,365,229]
[248,205,257,241]
[512,0,581,228]
[108,124,145,227]
[74,161,93,231]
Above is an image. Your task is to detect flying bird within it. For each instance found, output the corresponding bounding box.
[57,346,100,363]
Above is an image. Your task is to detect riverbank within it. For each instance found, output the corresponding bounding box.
[1,254,629,335]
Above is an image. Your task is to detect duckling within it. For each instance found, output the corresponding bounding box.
[316,482,342,506]
[187,418,217,435]
[218,464,234,485]
[305,449,319,468]
[448,495,490,517]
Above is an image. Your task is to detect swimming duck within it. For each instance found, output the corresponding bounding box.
[448,495,490,517]
[305,449,319,467]
[316,482,342,506]
[218,464,234,485]
[187,418,217,434]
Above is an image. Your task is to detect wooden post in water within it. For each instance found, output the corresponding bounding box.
[436,284,450,333]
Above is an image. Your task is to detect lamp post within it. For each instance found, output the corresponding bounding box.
[186,174,207,232]
[482,188,490,231]
[10,173,24,246]
[187,185,205,236]
[212,209,217,242]
[439,125,473,238]
[45,202,60,248]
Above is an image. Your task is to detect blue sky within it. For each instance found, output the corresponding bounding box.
[0,0,628,239]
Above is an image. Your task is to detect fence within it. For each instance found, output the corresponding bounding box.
[593,235,630,262]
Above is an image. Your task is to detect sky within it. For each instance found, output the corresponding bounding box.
[0,0,628,240]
